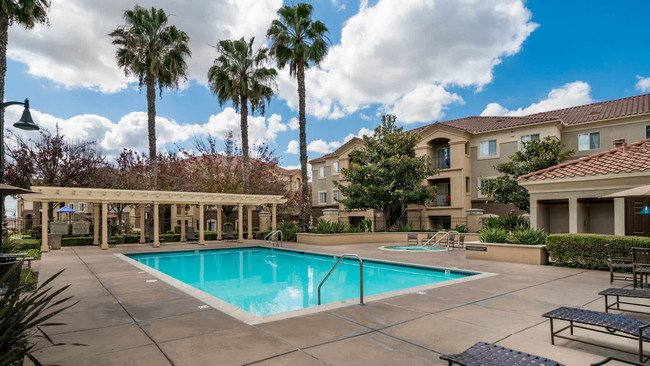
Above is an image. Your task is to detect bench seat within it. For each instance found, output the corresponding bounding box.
[440,342,564,366]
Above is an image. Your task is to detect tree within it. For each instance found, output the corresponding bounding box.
[483,136,574,212]
[335,115,437,230]
[267,3,329,232]
[207,37,277,194]
[110,6,191,190]
[4,125,108,219]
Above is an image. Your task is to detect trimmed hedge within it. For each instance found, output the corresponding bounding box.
[43,230,263,247]
[546,234,650,269]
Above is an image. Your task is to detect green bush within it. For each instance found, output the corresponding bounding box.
[479,227,508,243]
[546,234,650,269]
[507,228,547,245]
[255,230,272,240]
[397,221,414,232]
[360,218,373,232]
[278,221,298,241]
[452,224,468,233]
[23,249,41,260]
[484,215,529,231]
[61,237,94,246]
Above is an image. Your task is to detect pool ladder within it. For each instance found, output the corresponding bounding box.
[422,230,459,250]
[318,254,364,305]
[265,230,283,247]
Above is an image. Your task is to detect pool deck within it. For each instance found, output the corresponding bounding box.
[27,240,649,365]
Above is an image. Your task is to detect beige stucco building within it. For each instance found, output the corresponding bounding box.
[310,93,650,233]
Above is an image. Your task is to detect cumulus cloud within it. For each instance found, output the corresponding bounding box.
[343,127,373,143]
[288,117,299,131]
[636,75,650,93]
[307,139,342,154]
[7,0,281,93]
[386,84,464,123]
[285,140,299,154]
[480,81,593,116]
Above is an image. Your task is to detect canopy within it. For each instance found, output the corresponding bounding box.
[56,206,76,213]
[603,184,650,198]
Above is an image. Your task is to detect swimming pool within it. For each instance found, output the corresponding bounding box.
[121,247,484,322]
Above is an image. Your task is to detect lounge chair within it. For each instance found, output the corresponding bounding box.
[224,225,236,241]
[107,230,116,248]
[457,234,465,249]
[591,356,649,365]
[542,307,650,362]
[440,342,565,366]
[185,226,198,244]
[448,232,457,249]
[600,288,650,315]
[146,225,165,246]
[633,247,650,289]
[606,243,633,284]
[407,233,418,245]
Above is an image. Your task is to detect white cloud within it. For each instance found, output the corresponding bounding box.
[7,0,282,93]
[280,163,312,179]
[285,140,299,154]
[343,127,373,143]
[636,75,650,93]
[386,84,464,123]
[480,81,593,116]
[276,0,537,121]
[288,117,299,131]
[307,139,342,154]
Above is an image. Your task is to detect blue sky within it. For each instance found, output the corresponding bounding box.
[5,0,650,175]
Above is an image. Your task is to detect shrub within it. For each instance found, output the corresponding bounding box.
[360,219,373,232]
[479,227,508,243]
[484,215,529,231]
[61,237,94,246]
[397,221,414,232]
[546,234,650,269]
[255,230,272,240]
[507,228,547,245]
[346,225,363,233]
[452,224,468,233]
[277,221,298,241]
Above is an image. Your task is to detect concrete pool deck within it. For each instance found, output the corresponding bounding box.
[28,241,649,365]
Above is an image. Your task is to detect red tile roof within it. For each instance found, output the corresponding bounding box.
[518,138,650,181]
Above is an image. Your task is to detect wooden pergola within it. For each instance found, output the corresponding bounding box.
[21,186,286,252]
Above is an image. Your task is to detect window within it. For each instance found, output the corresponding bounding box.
[578,132,600,151]
[294,180,299,190]
[332,162,339,174]
[69,203,74,210]
[521,134,540,151]
[333,190,339,201]
[480,140,497,157]
[465,177,470,193]
[464,142,469,155]
[319,166,326,178]
[436,183,450,206]
[646,125,650,139]
[437,148,450,169]
[478,178,492,198]
[319,192,327,204]
[79,203,86,212]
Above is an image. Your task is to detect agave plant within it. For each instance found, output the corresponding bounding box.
[507,228,547,245]
[0,264,78,365]
[359,219,373,232]
[398,221,414,232]
[479,227,508,243]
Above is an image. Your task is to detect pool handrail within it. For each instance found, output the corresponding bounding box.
[318,254,364,306]
[265,230,283,247]
[422,230,459,250]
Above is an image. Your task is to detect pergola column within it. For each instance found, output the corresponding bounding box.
[271,204,277,230]
[93,203,99,245]
[101,202,108,250]
[153,203,160,247]
[217,205,222,240]
[139,204,145,244]
[247,205,253,239]
[238,203,244,243]
[40,201,49,252]
[180,204,186,242]
[198,203,205,245]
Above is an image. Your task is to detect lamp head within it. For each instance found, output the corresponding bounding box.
[13,99,39,131]
[641,205,650,215]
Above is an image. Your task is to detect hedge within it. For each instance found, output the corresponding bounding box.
[546,234,650,269]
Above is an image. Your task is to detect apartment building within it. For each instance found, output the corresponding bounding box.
[310,93,650,231]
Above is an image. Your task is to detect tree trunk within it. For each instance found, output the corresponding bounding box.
[145,74,158,190]
[297,62,310,232]
[240,96,249,194]
[0,10,7,181]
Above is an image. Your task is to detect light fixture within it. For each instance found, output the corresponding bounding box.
[641,205,650,215]
[12,99,39,130]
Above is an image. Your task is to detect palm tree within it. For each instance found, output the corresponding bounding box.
[267,3,328,232]
[110,6,190,190]
[207,37,276,194]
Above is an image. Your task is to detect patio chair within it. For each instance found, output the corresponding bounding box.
[439,342,565,366]
[185,226,198,244]
[606,243,633,284]
[146,225,165,246]
[457,234,465,249]
[407,233,418,245]
[542,306,650,362]
[632,247,650,289]
[448,232,457,249]
[107,230,116,248]
[599,288,650,315]
[224,225,236,241]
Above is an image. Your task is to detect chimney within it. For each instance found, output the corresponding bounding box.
[613,138,627,152]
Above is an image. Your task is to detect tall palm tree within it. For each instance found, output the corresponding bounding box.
[267,3,328,232]
[207,37,276,194]
[110,6,190,190]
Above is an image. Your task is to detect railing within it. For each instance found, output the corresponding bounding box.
[264,230,283,247]
[318,254,364,305]
[422,230,459,250]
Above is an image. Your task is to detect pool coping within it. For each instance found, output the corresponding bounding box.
[378,245,449,252]
[115,246,497,325]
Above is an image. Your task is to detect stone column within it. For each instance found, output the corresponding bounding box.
[568,197,578,234]
[247,205,253,239]
[180,204,186,242]
[217,205,222,240]
[101,202,108,250]
[238,203,244,243]
[153,203,160,247]
[614,197,625,236]
[40,201,49,252]
[198,203,205,245]
[93,203,100,245]
[139,204,145,244]
[271,204,277,230]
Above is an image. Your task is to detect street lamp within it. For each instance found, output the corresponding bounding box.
[1,98,39,254]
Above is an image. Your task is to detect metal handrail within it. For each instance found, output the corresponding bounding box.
[264,230,283,247]
[422,230,459,249]
[318,254,363,305]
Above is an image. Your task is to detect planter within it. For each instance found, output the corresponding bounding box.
[465,241,548,265]
[297,232,479,246]
[47,234,62,250]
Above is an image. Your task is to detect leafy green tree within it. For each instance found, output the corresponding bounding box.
[207,37,277,194]
[483,136,574,212]
[110,6,191,189]
[335,115,437,230]
[267,3,329,232]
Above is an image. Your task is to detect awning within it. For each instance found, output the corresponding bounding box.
[56,206,76,213]
[603,184,650,198]
[0,183,35,195]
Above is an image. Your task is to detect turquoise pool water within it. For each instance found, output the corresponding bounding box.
[126,247,474,317]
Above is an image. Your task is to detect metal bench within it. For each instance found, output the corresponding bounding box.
[542,307,650,363]
[600,288,650,315]
[439,342,564,366]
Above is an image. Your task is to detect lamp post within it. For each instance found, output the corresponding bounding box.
[0,99,39,254]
